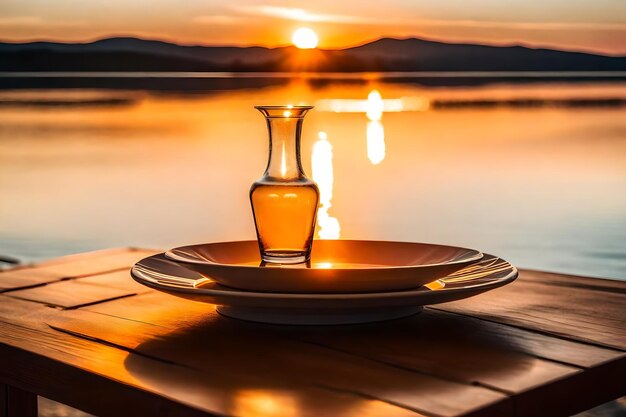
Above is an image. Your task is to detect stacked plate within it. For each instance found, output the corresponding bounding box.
[131,240,517,325]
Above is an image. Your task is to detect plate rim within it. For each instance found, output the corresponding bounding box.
[164,239,484,271]
[131,253,518,301]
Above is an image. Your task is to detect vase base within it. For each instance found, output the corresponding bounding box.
[261,251,310,265]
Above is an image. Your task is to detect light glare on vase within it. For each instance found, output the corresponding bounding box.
[280,142,287,177]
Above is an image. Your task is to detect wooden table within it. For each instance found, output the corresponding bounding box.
[0,248,624,417]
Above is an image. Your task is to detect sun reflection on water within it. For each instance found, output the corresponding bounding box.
[312,131,341,239]
[315,92,429,114]
[366,90,386,164]
[366,119,385,165]
[315,89,429,166]
[365,90,384,121]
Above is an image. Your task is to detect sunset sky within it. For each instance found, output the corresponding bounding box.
[1,0,625,55]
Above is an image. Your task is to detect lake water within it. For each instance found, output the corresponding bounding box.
[0,74,625,280]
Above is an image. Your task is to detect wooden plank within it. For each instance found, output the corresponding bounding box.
[74,269,153,294]
[286,309,626,417]
[0,296,422,417]
[435,270,626,350]
[290,309,623,391]
[519,269,626,293]
[0,384,38,417]
[49,293,514,417]
[6,279,136,309]
[0,248,133,273]
[85,291,220,329]
[31,247,140,267]
[0,249,157,293]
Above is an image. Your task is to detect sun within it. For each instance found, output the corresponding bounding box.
[292,28,318,49]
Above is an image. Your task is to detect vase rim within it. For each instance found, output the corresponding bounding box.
[254,105,314,110]
[255,105,313,118]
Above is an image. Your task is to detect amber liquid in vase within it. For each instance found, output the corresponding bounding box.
[250,105,319,264]
[251,182,319,262]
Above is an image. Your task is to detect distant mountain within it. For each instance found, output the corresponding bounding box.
[0,36,624,72]
[345,38,626,71]
[0,37,288,66]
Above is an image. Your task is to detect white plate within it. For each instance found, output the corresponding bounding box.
[165,240,483,293]
[132,253,517,325]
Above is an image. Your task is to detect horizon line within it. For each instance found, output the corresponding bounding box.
[0,33,623,58]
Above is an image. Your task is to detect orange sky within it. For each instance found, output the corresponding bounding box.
[1,1,625,55]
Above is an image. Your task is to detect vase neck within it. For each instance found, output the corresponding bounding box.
[257,106,312,180]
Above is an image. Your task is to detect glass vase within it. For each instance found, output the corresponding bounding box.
[250,105,320,264]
